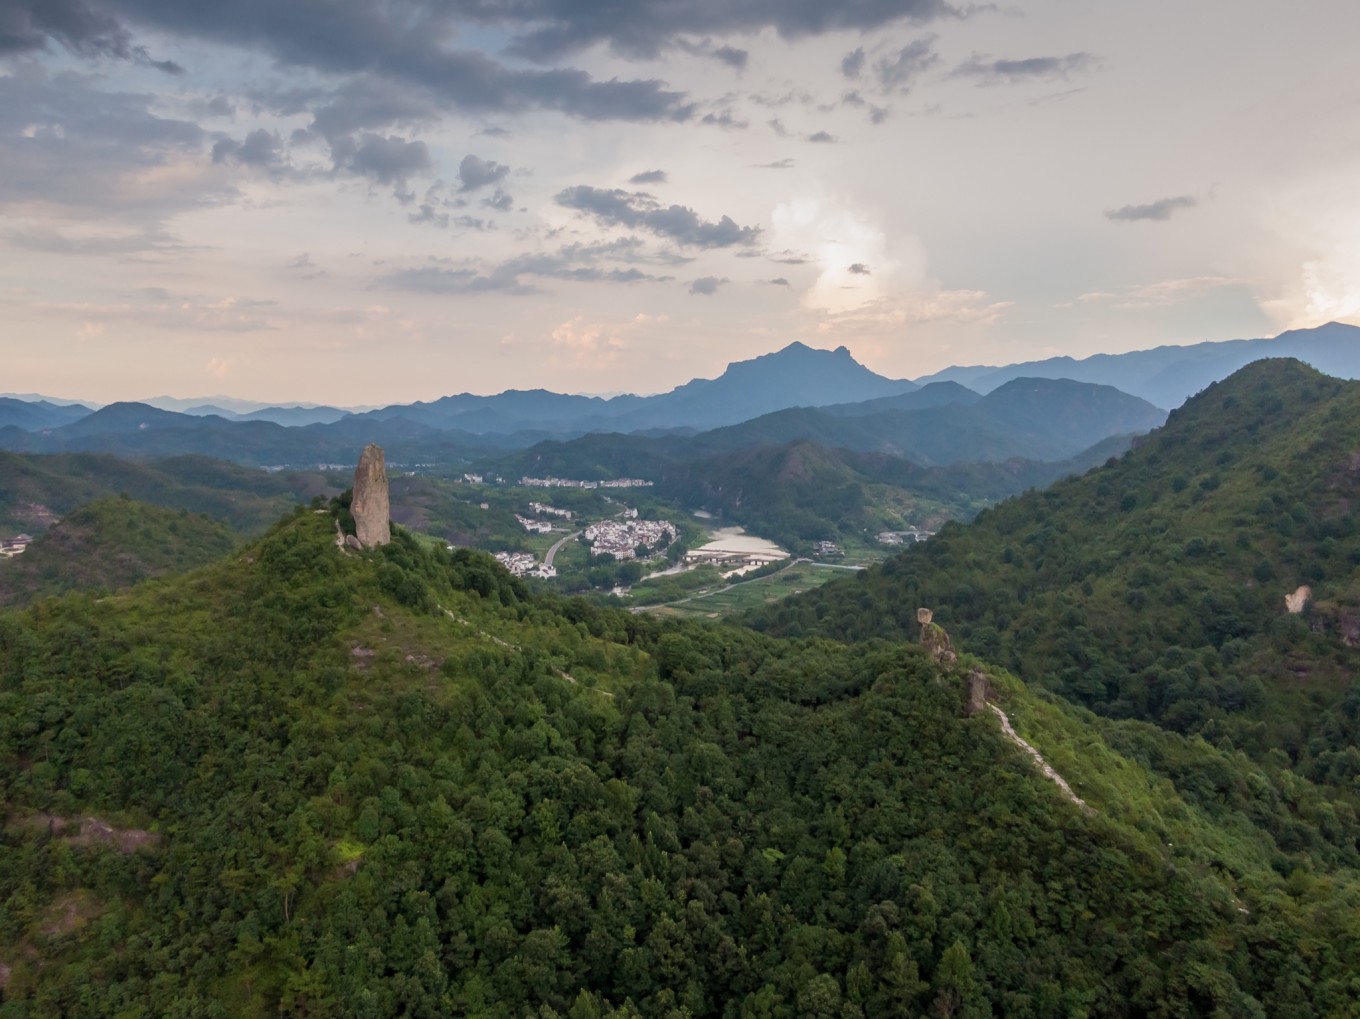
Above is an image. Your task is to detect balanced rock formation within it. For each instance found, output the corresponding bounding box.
[917,607,957,665]
[352,444,391,548]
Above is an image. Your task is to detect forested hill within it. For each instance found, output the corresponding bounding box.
[749,358,1360,774]
[3,507,1360,1014]
[0,497,238,608]
[0,451,336,536]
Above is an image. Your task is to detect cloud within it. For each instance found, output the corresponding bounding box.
[493,0,956,61]
[876,37,938,91]
[841,47,866,79]
[756,158,795,169]
[407,204,491,230]
[458,154,510,192]
[1104,196,1198,222]
[1075,276,1237,308]
[3,225,185,255]
[765,277,790,286]
[211,128,287,170]
[29,0,695,123]
[332,132,431,186]
[308,78,440,142]
[555,185,760,247]
[677,38,749,69]
[848,263,871,275]
[376,237,679,293]
[629,169,668,184]
[713,45,749,70]
[806,130,836,143]
[481,188,514,211]
[955,53,1095,83]
[689,276,727,295]
[0,67,222,219]
[701,109,746,129]
[0,0,181,72]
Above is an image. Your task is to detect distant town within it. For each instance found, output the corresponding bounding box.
[519,477,653,490]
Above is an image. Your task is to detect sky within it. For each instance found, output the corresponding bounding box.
[3,0,1359,407]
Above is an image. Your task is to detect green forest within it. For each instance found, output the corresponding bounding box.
[2,360,1360,1016]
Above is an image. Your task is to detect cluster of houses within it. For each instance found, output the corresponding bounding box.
[528,502,573,519]
[519,476,653,490]
[493,551,556,579]
[876,529,934,545]
[0,534,33,559]
[515,515,554,534]
[584,519,676,560]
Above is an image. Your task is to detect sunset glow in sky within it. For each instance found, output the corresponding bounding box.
[4,0,1358,405]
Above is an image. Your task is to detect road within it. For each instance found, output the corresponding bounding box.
[544,530,581,568]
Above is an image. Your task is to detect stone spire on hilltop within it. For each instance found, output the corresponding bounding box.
[352,444,390,548]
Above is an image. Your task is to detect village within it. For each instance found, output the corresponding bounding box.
[583,518,677,560]
[519,476,653,490]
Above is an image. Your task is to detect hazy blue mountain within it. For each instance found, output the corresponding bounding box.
[686,376,1165,465]
[820,379,981,417]
[239,405,351,426]
[361,341,918,435]
[0,397,93,431]
[915,320,1360,409]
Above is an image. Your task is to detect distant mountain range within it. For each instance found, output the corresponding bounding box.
[3,323,1355,466]
[918,320,1360,409]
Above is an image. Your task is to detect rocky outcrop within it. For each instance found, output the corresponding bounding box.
[966,668,992,716]
[917,607,957,665]
[1285,585,1311,614]
[352,444,391,548]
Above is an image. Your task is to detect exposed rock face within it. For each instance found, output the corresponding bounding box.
[917,606,957,665]
[352,444,390,548]
[966,667,992,716]
[1285,585,1311,614]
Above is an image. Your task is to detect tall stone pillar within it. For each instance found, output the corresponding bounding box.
[352,444,391,548]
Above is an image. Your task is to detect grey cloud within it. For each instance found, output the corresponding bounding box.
[378,242,675,294]
[767,118,787,136]
[629,169,668,184]
[955,53,1094,83]
[848,263,871,275]
[0,68,215,217]
[50,0,695,123]
[0,0,181,71]
[333,133,431,185]
[876,37,938,91]
[841,47,866,78]
[764,277,790,286]
[806,130,836,143]
[494,0,954,61]
[556,185,760,248]
[755,158,795,169]
[750,90,815,109]
[309,79,440,141]
[714,45,748,69]
[3,225,183,255]
[689,276,727,295]
[701,109,746,129]
[677,38,748,69]
[408,205,492,230]
[1105,196,1197,222]
[481,188,514,211]
[771,251,809,264]
[211,128,286,169]
[458,153,510,192]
